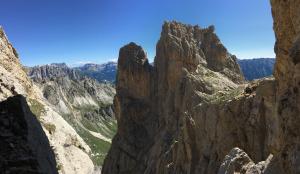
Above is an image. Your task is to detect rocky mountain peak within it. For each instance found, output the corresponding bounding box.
[103,21,246,174]
[116,42,151,100]
[49,62,68,68]
[28,63,81,82]
[81,61,117,70]
[156,21,243,94]
[103,2,300,174]
[118,42,148,68]
[75,62,117,83]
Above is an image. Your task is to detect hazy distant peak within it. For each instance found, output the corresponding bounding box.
[74,61,117,83]
[238,58,275,80]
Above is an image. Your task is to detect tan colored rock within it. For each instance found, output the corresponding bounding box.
[265,1,300,174]
[271,0,300,92]
[103,22,255,174]
[117,42,152,100]
[104,2,300,172]
[155,22,243,96]
[0,27,95,173]
[0,27,34,100]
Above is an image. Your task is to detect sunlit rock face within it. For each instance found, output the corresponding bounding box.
[103,1,300,173]
[102,21,255,174]
[271,0,300,92]
[267,0,300,173]
[0,26,95,174]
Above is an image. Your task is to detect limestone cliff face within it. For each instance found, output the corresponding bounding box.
[0,27,34,100]
[267,0,300,173]
[155,22,243,96]
[103,22,248,174]
[0,27,94,173]
[103,1,300,173]
[271,0,300,91]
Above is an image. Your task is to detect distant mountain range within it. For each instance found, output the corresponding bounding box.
[74,61,117,83]
[238,58,275,81]
[27,58,275,85]
[27,62,117,166]
[70,58,275,82]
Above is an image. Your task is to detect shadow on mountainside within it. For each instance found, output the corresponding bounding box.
[0,95,58,174]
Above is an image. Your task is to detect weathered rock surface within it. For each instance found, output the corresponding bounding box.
[218,148,273,174]
[29,63,117,166]
[29,63,115,113]
[265,0,300,173]
[103,22,250,174]
[0,27,94,173]
[103,1,300,173]
[0,27,34,101]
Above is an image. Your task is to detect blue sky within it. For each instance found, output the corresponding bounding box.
[0,0,275,66]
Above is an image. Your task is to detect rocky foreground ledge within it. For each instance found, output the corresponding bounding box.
[103,0,300,174]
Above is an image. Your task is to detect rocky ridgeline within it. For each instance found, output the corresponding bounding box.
[27,63,81,82]
[27,63,115,114]
[103,1,300,173]
[238,58,275,81]
[27,62,117,167]
[74,61,117,83]
[73,59,276,84]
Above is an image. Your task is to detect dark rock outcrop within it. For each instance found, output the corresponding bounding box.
[0,95,58,174]
[103,42,155,173]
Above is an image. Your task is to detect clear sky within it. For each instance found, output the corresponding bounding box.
[0,0,275,66]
